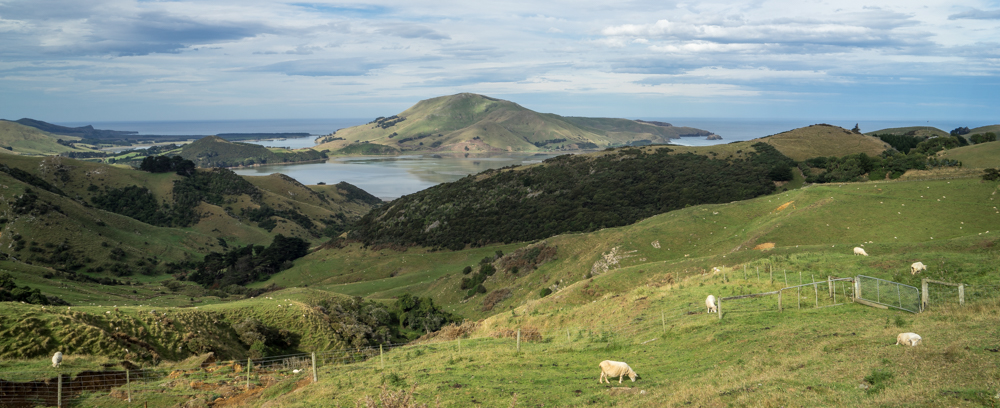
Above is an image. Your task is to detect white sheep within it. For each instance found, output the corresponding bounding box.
[52,351,62,368]
[854,247,868,256]
[599,360,638,384]
[910,262,926,275]
[706,295,717,314]
[896,332,922,346]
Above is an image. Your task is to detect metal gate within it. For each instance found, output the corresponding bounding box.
[856,275,920,313]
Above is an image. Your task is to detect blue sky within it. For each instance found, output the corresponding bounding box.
[0,0,997,123]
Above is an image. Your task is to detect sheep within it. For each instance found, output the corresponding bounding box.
[896,332,922,346]
[706,295,717,314]
[854,247,868,256]
[52,352,62,368]
[910,262,927,275]
[599,360,638,384]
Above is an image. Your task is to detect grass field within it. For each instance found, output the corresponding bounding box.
[938,141,1000,168]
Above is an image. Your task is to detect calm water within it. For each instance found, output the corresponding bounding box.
[59,117,986,199]
[232,154,561,201]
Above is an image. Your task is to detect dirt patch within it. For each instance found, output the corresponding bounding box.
[482,288,512,312]
[753,243,776,251]
[775,201,795,212]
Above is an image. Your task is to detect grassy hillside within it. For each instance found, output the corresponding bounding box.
[314,93,715,154]
[179,136,326,168]
[0,156,380,301]
[867,126,949,138]
[759,124,890,161]
[0,121,100,155]
[970,124,1000,134]
[278,175,1000,319]
[34,172,1000,407]
[937,141,1000,168]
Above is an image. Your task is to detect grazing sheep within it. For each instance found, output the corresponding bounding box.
[599,360,638,384]
[854,247,869,256]
[706,295,717,314]
[896,332,921,346]
[910,262,927,275]
[52,352,62,368]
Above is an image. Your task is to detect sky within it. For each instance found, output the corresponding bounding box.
[1,0,998,123]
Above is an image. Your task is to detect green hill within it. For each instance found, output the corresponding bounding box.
[179,136,327,168]
[0,121,100,155]
[758,124,890,161]
[316,93,715,154]
[349,142,795,250]
[969,124,1000,134]
[937,140,1000,168]
[866,126,948,138]
[0,155,380,280]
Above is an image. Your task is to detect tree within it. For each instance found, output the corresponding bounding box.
[852,123,861,133]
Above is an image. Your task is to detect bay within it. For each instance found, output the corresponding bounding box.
[231,153,561,201]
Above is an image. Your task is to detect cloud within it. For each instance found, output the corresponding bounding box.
[376,24,450,40]
[948,9,1000,20]
[244,59,386,77]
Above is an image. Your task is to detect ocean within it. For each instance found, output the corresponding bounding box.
[57,117,982,147]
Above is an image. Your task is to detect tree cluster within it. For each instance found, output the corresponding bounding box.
[186,234,310,288]
[351,143,791,249]
[0,272,68,305]
[139,155,195,176]
[950,127,971,136]
[969,132,997,144]
[390,294,459,337]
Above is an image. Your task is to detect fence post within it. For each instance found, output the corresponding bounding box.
[769,267,773,284]
[814,281,819,308]
[312,352,318,382]
[959,284,965,306]
[797,287,801,309]
[921,279,928,311]
[516,329,521,353]
[828,276,834,299]
[783,269,787,286]
[379,345,384,370]
[855,277,861,301]
[246,358,251,390]
[57,374,62,408]
[778,290,782,312]
[717,298,722,320]
[127,369,131,403]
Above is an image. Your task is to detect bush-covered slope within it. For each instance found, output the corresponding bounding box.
[349,143,794,249]
[179,136,326,168]
[0,156,380,276]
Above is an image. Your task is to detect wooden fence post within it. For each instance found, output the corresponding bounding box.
[379,345,384,370]
[247,358,251,390]
[57,374,62,408]
[959,284,965,306]
[312,352,319,382]
[717,298,722,320]
[921,279,928,311]
[778,290,782,312]
[854,278,861,301]
[828,276,834,299]
[516,328,521,353]
[126,369,131,403]
[814,281,819,308]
